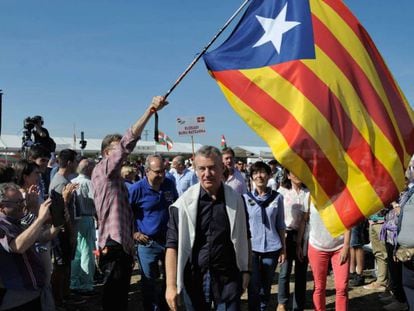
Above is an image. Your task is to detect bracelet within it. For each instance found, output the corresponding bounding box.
[241,270,251,275]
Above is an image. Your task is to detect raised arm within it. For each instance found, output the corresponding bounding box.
[10,199,51,254]
[131,96,167,138]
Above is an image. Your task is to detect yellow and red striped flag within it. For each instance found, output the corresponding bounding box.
[204,0,414,236]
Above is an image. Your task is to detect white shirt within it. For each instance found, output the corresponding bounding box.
[225,169,248,195]
[309,203,344,251]
[278,186,308,230]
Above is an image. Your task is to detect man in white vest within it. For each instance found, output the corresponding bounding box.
[165,145,251,311]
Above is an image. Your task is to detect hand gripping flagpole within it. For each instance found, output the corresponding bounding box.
[152,0,250,142]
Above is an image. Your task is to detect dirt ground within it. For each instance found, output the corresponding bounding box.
[67,262,388,311]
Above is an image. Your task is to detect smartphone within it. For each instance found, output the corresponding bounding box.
[49,189,65,227]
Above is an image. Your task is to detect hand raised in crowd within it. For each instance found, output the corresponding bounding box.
[25,184,40,214]
[150,95,168,113]
[62,183,79,204]
[37,198,52,223]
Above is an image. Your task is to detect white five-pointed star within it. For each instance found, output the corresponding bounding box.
[253,3,301,54]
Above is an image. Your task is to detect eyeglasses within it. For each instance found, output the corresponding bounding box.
[1,198,26,208]
[149,168,165,175]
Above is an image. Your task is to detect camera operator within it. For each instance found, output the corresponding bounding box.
[30,116,56,155]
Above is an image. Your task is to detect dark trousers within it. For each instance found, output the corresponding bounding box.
[385,242,406,302]
[248,251,280,311]
[3,297,41,311]
[51,263,70,305]
[402,261,414,310]
[278,230,308,310]
[182,270,241,311]
[99,247,133,311]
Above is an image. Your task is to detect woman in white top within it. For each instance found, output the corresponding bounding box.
[277,170,309,311]
[302,199,351,311]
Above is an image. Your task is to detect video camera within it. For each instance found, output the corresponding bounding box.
[21,115,56,157]
[23,115,43,131]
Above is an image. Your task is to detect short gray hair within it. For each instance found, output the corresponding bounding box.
[195,145,222,160]
[0,183,20,203]
[145,154,164,170]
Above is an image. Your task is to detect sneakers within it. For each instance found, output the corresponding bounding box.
[383,301,408,311]
[363,282,387,291]
[349,273,365,286]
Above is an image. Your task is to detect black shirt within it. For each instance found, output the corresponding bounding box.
[33,127,56,154]
[166,185,243,307]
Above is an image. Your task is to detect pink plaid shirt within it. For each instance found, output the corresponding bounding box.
[92,128,139,256]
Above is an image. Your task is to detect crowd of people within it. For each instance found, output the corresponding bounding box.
[1,96,414,311]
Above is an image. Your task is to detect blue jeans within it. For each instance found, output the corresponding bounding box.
[182,270,240,311]
[248,251,280,311]
[278,231,308,310]
[137,240,167,311]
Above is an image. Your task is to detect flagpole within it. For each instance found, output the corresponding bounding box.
[163,0,250,100]
[152,0,250,143]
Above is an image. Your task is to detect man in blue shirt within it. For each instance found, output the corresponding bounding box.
[129,154,178,311]
[171,155,198,196]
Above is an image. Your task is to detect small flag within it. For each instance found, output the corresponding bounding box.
[204,0,414,236]
[157,131,173,151]
[221,135,227,149]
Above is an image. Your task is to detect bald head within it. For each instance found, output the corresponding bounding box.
[77,159,95,177]
[172,155,186,174]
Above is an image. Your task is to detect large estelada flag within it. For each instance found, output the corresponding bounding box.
[203,0,414,236]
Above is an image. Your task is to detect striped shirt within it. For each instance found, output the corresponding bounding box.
[92,128,139,256]
[0,214,45,290]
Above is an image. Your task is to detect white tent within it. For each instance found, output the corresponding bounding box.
[0,134,273,159]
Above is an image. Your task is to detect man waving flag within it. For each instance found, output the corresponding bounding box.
[204,0,414,236]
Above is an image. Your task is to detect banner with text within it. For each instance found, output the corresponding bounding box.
[176,116,206,136]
